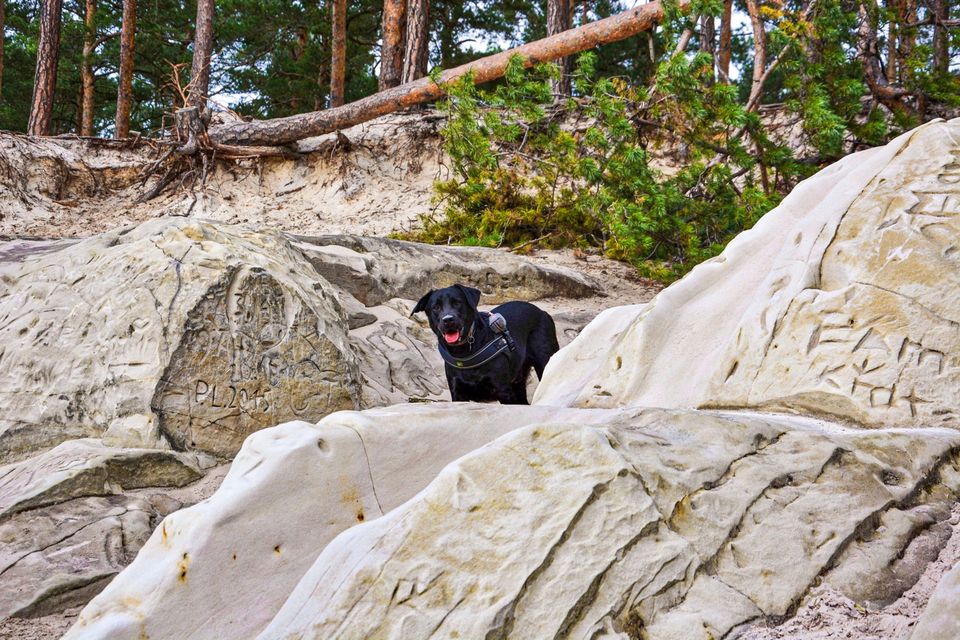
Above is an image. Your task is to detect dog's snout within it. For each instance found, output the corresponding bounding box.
[441,314,456,326]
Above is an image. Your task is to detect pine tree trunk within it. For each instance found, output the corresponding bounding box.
[80,0,96,136]
[187,0,215,110]
[897,0,916,84]
[700,15,715,83]
[718,0,732,81]
[380,0,406,90]
[857,0,914,116]
[886,0,898,83]
[28,0,63,136]
[933,0,948,73]
[210,0,682,146]
[115,0,136,138]
[330,0,347,107]
[402,0,428,83]
[290,26,307,111]
[745,0,766,108]
[547,0,572,96]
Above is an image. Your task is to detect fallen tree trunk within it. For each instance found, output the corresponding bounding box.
[209,0,685,147]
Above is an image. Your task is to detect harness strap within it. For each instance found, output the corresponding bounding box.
[437,311,517,370]
[438,335,510,370]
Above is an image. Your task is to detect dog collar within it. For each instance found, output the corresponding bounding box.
[438,334,511,370]
[437,312,516,370]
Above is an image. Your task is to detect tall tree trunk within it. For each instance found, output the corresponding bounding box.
[547,0,572,96]
[402,0,428,83]
[897,0,916,84]
[933,0,948,73]
[28,0,63,136]
[80,0,96,136]
[211,0,685,146]
[0,0,5,100]
[744,0,766,108]
[115,0,135,138]
[187,0,215,110]
[717,0,732,81]
[380,0,406,90]
[886,0,898,83]
[330,0,347,107]
[700,14,715,83]
[289,25,307,112]
[857,0,914,116]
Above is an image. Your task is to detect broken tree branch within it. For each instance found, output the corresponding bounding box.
[208,0,689,147]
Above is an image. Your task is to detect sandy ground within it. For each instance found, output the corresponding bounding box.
[0,611,79,640]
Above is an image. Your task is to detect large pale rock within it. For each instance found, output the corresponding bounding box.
[292,234,600,306]
[535,119,960,430]
[0,439,202,518]
[64,407,960,640]
[0,218,360,461]
[247,409,960,640]
[63,404,622,640]
[913,559,960,639]
[0,495,157,618]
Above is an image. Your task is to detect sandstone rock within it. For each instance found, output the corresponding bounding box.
[0,439,202,519]
[912,559,960,639]
[292,234,601,306]
[0,218,360,462]
[535,118,960,430]
[246,409,960,640]
[349,299,449,406]
[0,495,157,618]
[63,407,960,640]
[63,404,621,640]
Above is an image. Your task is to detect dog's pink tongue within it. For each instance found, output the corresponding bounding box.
[443,331,460,344]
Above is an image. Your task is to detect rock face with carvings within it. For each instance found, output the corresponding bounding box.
[0,219,360,462]
[536,119,960,431]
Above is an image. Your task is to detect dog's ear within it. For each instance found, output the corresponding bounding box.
[411,290,435,316]
[454,284,482,310]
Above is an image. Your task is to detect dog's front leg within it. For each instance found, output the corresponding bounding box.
[445,369,463,402]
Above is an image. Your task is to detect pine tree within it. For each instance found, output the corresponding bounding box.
[80,0,96,136]
[380,0,405,90]
[402,0,428,83]
[330,0,347,106]
[115,0,136,137]
[188,0,215,110]
[28,0,63,135]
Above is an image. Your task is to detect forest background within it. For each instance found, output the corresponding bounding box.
[3,0,959,277]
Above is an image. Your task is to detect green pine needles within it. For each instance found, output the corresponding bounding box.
[409,53,787,281]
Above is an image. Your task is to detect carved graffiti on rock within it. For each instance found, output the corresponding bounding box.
[152,267,358,458]
[716,146,960,428]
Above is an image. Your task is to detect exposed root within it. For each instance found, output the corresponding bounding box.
[133,106,301,203]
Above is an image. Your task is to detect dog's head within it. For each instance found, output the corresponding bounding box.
[411,284,482,346]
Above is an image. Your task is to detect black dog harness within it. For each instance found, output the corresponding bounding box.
[438,312,517,370]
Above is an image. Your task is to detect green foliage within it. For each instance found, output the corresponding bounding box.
[409,53,789,280]
[404,0,959,282]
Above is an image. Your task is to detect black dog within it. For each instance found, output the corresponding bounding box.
[411,284,559,404]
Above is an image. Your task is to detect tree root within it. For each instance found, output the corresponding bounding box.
[134,107,300,203]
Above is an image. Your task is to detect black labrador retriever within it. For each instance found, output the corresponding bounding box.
[411,284,559,404]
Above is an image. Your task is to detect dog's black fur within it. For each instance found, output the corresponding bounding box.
[411,284,560,404]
